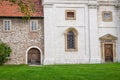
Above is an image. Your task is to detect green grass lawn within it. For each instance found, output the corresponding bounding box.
[0,63,120,80]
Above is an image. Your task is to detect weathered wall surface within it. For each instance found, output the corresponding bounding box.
[0,18,44,64]
[0,0,120,65]
[98,0,120,62]
[43,0,120,64]
[43,0,101,64]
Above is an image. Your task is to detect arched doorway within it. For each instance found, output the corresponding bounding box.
[28,48,41,65]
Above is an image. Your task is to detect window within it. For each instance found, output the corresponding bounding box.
[30,20,38,32]
[65,10,76,20]
[102,11,112,22]
[67,31,75,49]
[3,20,11,31]
[64,28,78,51]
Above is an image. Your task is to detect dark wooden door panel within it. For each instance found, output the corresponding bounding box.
[104,44,113,62]
[28,48,40,65]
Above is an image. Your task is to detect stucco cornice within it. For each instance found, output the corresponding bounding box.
[98,0,118,6]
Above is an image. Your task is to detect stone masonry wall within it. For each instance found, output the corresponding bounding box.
[0,18,44,64]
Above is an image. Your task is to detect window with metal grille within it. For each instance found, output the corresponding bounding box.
[67,31,75,49]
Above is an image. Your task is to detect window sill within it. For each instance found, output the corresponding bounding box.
[65,49,78,52]
[66,18,76,20]
[29,31,38,33]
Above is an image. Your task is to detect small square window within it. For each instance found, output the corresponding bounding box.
[102,11,112,22]
[30,20,38,32]
[65,10,76,20]
[3,20,11,31]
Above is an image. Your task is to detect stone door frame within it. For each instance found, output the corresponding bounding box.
[26,46,43,65]
[101,42,115,62]
[99,34,117,63]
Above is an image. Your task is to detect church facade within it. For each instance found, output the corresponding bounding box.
[0,0,120,65]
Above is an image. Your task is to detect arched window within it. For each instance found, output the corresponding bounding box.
[67,31,75,49]
[64,28,78,51]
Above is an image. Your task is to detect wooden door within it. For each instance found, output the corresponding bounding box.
[104,44,113,62]
[28,48,40,65]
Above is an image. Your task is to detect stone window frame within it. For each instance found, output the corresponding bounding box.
[30,20,38,32]
[64,28,78,52]
[102,11,113,22]
[65,10,76,20]
[3,19,12,32]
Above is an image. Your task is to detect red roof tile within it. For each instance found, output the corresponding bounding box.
[0,0,43,17]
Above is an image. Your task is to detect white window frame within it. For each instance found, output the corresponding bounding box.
[3,20,11,32]
[30,20,38,32]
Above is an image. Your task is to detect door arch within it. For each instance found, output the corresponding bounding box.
[26,46,43,65]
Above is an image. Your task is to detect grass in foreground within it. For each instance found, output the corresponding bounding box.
[0,63,120,80]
